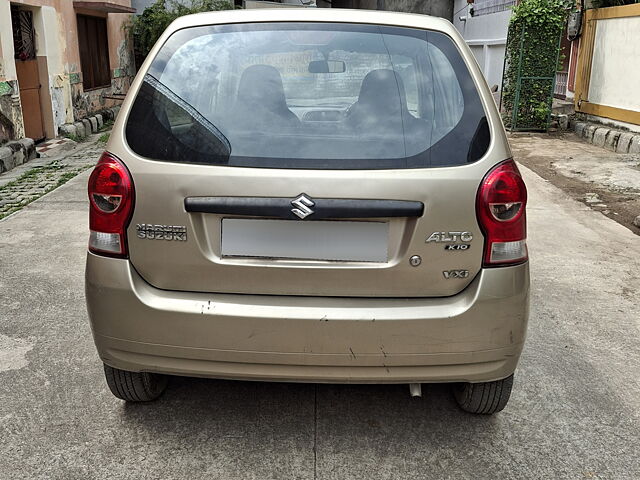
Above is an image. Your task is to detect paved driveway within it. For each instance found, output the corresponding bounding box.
[1,162,639,479]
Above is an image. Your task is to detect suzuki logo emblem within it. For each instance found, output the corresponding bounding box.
[291,194,315,219]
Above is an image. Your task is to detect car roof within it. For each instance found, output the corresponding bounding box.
[166,8,458,38]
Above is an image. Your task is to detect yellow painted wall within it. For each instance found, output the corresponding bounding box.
[575,3,640,125]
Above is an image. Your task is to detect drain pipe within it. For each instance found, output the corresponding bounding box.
[409,383,422,397]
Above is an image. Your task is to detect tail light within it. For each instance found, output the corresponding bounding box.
[476,159,527,266]
[88,152,134,257]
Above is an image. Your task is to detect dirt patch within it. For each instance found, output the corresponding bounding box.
[510,132,640,236]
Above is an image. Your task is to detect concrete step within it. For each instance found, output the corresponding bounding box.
[552,98,575,115]
[574,121,640,153]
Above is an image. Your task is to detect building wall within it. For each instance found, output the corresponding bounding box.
[384,0,453,18]
[575,3,640,126]
[331,0,453,20]
[587,16,640,112]
[132,0,246,14]
[0,1,24,141]
[72,6,135,119]
[0,0,135,142]
[452,0,512,94]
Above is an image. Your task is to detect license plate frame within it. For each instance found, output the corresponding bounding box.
[221,218,388,262]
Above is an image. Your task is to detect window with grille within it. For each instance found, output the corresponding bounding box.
[77,15,111,90]
[473,0,516,16]
[11,7,36,60]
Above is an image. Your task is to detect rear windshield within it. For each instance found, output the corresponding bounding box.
[125,23,490,169]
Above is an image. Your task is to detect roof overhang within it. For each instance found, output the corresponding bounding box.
[73,1,136,13]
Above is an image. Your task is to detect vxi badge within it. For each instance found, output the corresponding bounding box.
[443,270,470,279]
[426,231,473,251]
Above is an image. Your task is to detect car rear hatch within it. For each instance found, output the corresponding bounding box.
[107,18,510,297]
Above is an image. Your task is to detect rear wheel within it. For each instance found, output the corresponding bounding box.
[453,374,514,414]
[103,364,168,402]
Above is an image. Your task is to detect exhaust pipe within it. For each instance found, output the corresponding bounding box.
[409,383,422,398]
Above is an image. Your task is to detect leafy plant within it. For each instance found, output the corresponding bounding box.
[501,0,571,131]
[131,0,234,62]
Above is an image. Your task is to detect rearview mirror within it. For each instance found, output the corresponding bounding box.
[308,60,346,74]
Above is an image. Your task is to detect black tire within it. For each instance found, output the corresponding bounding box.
[453,374,514,414]
[103,364,168,402]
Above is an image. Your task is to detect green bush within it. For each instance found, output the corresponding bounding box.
[132,0,234,61]
[501,0,570,131]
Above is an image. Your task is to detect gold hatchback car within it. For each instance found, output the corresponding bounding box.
[85,9,529,414]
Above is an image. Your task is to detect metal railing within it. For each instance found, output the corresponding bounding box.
[554,71,568,97]
[473,0,516,16]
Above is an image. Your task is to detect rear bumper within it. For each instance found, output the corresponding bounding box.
[85,253,529,383]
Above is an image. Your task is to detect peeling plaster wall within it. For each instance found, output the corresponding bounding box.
[70,9,135,119]
[31,5,73,138]
[0,1,17,81]
[50,82,66,127]
[0,1,25,143]
[0,84,25,142]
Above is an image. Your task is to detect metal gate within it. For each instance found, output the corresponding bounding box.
[500,21,563,132]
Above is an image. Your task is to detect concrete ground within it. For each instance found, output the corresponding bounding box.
[512,133,640,236]
[0,134,106,219]
[0,148,639,478]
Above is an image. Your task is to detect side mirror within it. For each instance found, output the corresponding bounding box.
[308,60,346,74]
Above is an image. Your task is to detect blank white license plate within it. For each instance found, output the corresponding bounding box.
[221,219,388,262]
